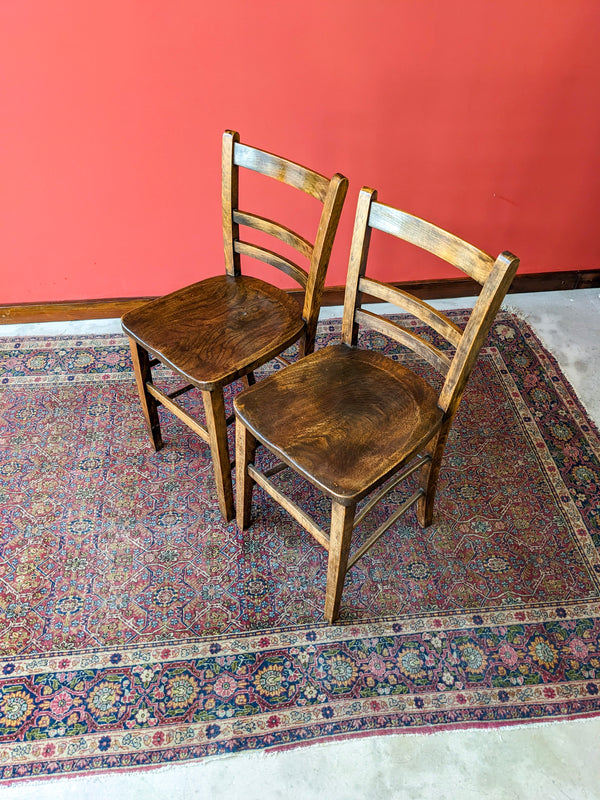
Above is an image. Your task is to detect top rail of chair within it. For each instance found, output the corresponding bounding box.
[233,141,331,202]
[368,200,496,285]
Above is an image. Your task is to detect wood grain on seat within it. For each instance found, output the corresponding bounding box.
[236,343,443,503]
[123,275,304,391]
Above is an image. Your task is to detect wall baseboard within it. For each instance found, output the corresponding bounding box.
[2,270,599,325]
[0,297,155,325]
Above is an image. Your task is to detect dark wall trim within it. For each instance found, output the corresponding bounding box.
[2,270,599,325]
[0,297,155,325]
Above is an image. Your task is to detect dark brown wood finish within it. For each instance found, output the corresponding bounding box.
[123,275,306,391]
[120,130,348,521]
[237,345,443,504]
[235,187,519,623]
[128,339,163,450]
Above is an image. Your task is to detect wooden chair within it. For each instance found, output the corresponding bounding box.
[122,131,348,522]
[234,187,519,622]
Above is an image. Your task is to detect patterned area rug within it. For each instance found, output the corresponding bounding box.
[0,312,599,782]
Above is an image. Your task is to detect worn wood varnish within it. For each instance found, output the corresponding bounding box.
[235,187,519,622]
[122,131,348,521]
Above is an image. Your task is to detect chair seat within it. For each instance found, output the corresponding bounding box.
[122,275,305,390]
[234,343,444,504]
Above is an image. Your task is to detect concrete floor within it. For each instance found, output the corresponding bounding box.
[2,289,599,799]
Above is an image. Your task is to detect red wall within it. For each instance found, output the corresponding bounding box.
[2,0,600,304]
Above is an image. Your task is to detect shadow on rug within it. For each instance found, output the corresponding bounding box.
[0,311,599,781]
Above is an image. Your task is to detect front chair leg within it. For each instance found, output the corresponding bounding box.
[235,421,258,529]
[128,339,163,451]
[202,388,234,522]
[324,501,356,624]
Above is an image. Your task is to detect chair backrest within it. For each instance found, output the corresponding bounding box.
[222,130,348,353]
[341,187,520,418]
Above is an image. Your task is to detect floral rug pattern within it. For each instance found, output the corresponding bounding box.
[0,312,599,781]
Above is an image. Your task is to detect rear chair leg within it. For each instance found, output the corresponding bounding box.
[235,421,258,529]
[324,501,356,624]
[202,388,234,522]
[417,421,452,528]
[240,371,256,389]
[298,329,314,359]
[128,339,163,451]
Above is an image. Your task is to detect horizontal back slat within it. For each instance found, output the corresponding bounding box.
[233,210,313,260]
[355,309,452,375]
[369,202,495,285]
[359,277,463,348]
[234,241,308,288]
[234,142,329,202]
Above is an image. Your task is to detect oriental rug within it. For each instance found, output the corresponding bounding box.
[0,311,599,783]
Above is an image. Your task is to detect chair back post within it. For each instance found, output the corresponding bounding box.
[222,130,241,277]
[301,172,349,355]
[341,187,378,346]
[438,250,520,417]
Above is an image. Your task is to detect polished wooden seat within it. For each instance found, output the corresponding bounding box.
[234,187,519,622]
[122,131,348,521]
[237,344,443,503]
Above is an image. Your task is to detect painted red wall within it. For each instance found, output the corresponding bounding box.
[2,1,600,304]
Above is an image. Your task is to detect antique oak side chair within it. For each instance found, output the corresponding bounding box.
[122,131,348,522]
[234,187,519,622]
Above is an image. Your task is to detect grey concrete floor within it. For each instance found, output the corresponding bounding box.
[2,289,599,799]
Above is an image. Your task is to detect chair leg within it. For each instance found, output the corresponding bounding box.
[235,421,258,530]
[324,501,356,624]
[417,419,452,528]
[298,330,313,359]
[240,371,256,389]
[128,339,163,451]
[202,388,234,522]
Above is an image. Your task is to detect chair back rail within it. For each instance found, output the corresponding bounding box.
[223,130,348,355]
[354,309,452,374]
[357,277,463,346]
[233,241,309,288]
[342,187,519,415]
[302,172,348,352]
[232,211,314,259]
[233,141,330,201]
[368,202,496,284]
